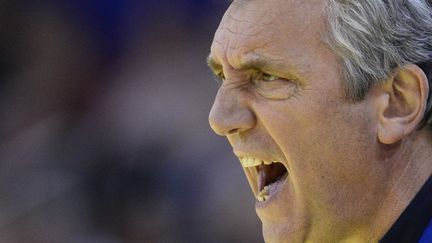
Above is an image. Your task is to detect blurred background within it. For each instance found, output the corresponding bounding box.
[0,1,262,242]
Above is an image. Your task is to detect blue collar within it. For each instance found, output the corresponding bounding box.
[419,219,432,243]
[380,176,432,243]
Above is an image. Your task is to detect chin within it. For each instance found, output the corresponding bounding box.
[262,222,309,243]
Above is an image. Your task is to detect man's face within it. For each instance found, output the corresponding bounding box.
[208,0,395,241]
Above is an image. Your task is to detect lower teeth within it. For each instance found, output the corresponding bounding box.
[257,195,268,202]
[256,172,288,202]
[257,186,270,202]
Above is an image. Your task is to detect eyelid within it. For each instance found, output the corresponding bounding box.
[256,70,302,85]
[211,71,225,86]
[215,70,225,80]
[254,71,280,81]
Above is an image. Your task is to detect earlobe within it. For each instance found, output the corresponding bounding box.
[378,118,406,145]
[376,64,429,144]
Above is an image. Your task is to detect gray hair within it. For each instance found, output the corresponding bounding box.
[325,1,432,121]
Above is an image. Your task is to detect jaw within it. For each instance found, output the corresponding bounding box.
[262,222,310,243]
[239,156,312,241]
[258,187,313,243]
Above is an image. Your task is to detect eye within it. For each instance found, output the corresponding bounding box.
[252,72,301,100]
[216,71,226,80]
[211,70,225,86]
[212,70,225,82]
[257,72,280,82]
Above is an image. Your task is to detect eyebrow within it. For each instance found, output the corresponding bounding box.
[207,53,274,72]
[206,53,304,84]
[207,55,221,72]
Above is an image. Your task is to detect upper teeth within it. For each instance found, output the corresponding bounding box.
[239,157,277,168]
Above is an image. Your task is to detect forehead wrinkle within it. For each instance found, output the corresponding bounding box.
[213,0,328,78]
[230,1,274,25]
[231,52,282,71]
[220,6,274,37]
[217,24,282,70]
[232,0,324,15]
[228,50,308,84]
[214,0,283,60]
[224,13,275,28]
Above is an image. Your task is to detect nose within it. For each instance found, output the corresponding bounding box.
[209,87,256,136]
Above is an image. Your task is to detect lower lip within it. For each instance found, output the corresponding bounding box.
[255,173,288,208]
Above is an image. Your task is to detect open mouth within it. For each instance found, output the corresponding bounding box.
[240,157,288,202]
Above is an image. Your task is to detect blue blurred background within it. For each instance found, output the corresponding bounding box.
[0,1,262,242]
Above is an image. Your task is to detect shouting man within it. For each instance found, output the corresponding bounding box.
[207,0,432,242]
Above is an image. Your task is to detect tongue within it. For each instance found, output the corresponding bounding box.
[258,165,273,192]
[257,163,287,192]
[258,169,268,192]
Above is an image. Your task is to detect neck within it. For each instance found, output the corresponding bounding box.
[369,132,432,241]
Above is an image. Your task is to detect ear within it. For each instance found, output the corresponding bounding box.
[376,64,429,144]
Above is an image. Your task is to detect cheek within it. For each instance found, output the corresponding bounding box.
[258,100,387,217]
[260,97,375,162]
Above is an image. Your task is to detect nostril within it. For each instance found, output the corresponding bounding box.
[228,128,240,134]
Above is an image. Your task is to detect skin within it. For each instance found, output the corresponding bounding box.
[208,0,432,242]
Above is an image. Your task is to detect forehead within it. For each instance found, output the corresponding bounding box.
[211,0,327,68]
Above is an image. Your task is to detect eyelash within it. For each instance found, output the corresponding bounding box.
[217,71,225,80]
[254,72,279,82]
[212,71,225,85]
[213,71,279,83]
[211,68,301,100]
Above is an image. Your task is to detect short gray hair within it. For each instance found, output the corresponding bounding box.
[325,1,432,113]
